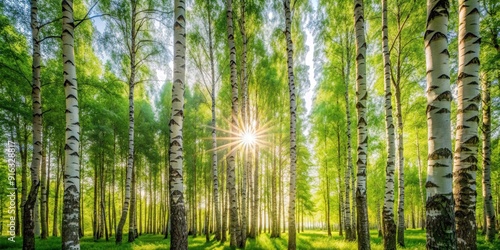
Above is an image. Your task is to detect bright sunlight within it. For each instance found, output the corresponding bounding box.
[241,130,257,146]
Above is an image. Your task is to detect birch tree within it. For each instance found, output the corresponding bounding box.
[354,0,370,248]
[453,0,481,248]
[22,1,42,249]
[239,0,249,246]
[98,0,166,243]
[381,0,396,248]
[169,0,188,248]
[424,0,456,248]
[62,0,81,248]
[481,74,495,242]
[205,0,222,240]
[283,0,297,249]
[225,0,242,247]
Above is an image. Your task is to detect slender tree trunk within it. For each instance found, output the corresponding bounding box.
[482,74,496,242]
[326,162,331,237]
[278,125,283,236]
[284,0,297,248]
[382,0,396,248]
[61,1,81,248]
[20,123,28,237]
[395,75,406,247]
[343,31,355,241]
[225,0,241,247]
[169,0,188,248]
[23,1,42,249]
[271,134,278,238]
[45,143,50,236]
[79,135,84,238]
[392,4,406,247]
[239,1,249,247]
[40,148,48,239]
[116,0,137,244]
[111,135,117,237]
[351,167,356,239]
[415,132,425,230]
[108,179,112,237]
[8,129,21,237]
[424,0,456,248]
[53,149,62,237]
[206,0,221,241]
[101,161,108,241]
[34,195,40,237]
[129,161,137,242]
[163,133,169,239]
[205,176,210,242]
[354,0,370,248]
[221,159,227,242]
[93,161,99,241]
[250,108,259,238]
[336,125,343,237]
[453,0,480,249]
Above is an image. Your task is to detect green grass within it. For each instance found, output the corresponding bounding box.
[0,230,499,249]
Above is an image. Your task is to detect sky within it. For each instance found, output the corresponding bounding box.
[92,2,318,118]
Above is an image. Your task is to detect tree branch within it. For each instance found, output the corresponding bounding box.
[74,1,100,29]
[39,17,63,29]
[39,35,61,44]
[0,62,31,86]
[75,14,111,29]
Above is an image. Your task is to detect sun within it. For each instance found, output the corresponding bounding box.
[241,131,256,146]
[203,116,274,157]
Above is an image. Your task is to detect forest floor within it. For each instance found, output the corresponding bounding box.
[0,229,499,249]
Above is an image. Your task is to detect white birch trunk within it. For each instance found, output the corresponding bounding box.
[382,0,397,248]
[424,0,456,248]
[284,0,297,249]
[23,1,42,248]
[225,0,241,247]
[354,0,370,248]
[481,74,495,242]
[169,0,188,249]
[239,1,248,246]
[62,0,81,248]
[453,0,481,248]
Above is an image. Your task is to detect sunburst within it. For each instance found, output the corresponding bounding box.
[204,115,274,158]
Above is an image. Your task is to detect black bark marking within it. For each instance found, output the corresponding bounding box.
[64,80,74,87]
[465,57,480,66]
[426,181,439,188]
[458,72,474,81]
[442,173,453,178]
[463,32,479,41]
[431,162,448,167]
[460,155,478,164]
[436,91,452,101]
[463,104,478,111]
[466,116,479,122]
[441,49,450,56]
[428,148,452,160]
[469,94,481,102]
[68,135,79,142]
[430,32,447,43]
[437,108,451,114]
[426,0,450,25]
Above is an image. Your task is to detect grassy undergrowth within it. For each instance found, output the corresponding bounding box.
[0,229,498,249]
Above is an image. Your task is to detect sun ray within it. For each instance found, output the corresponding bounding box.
[202,115,275,157]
